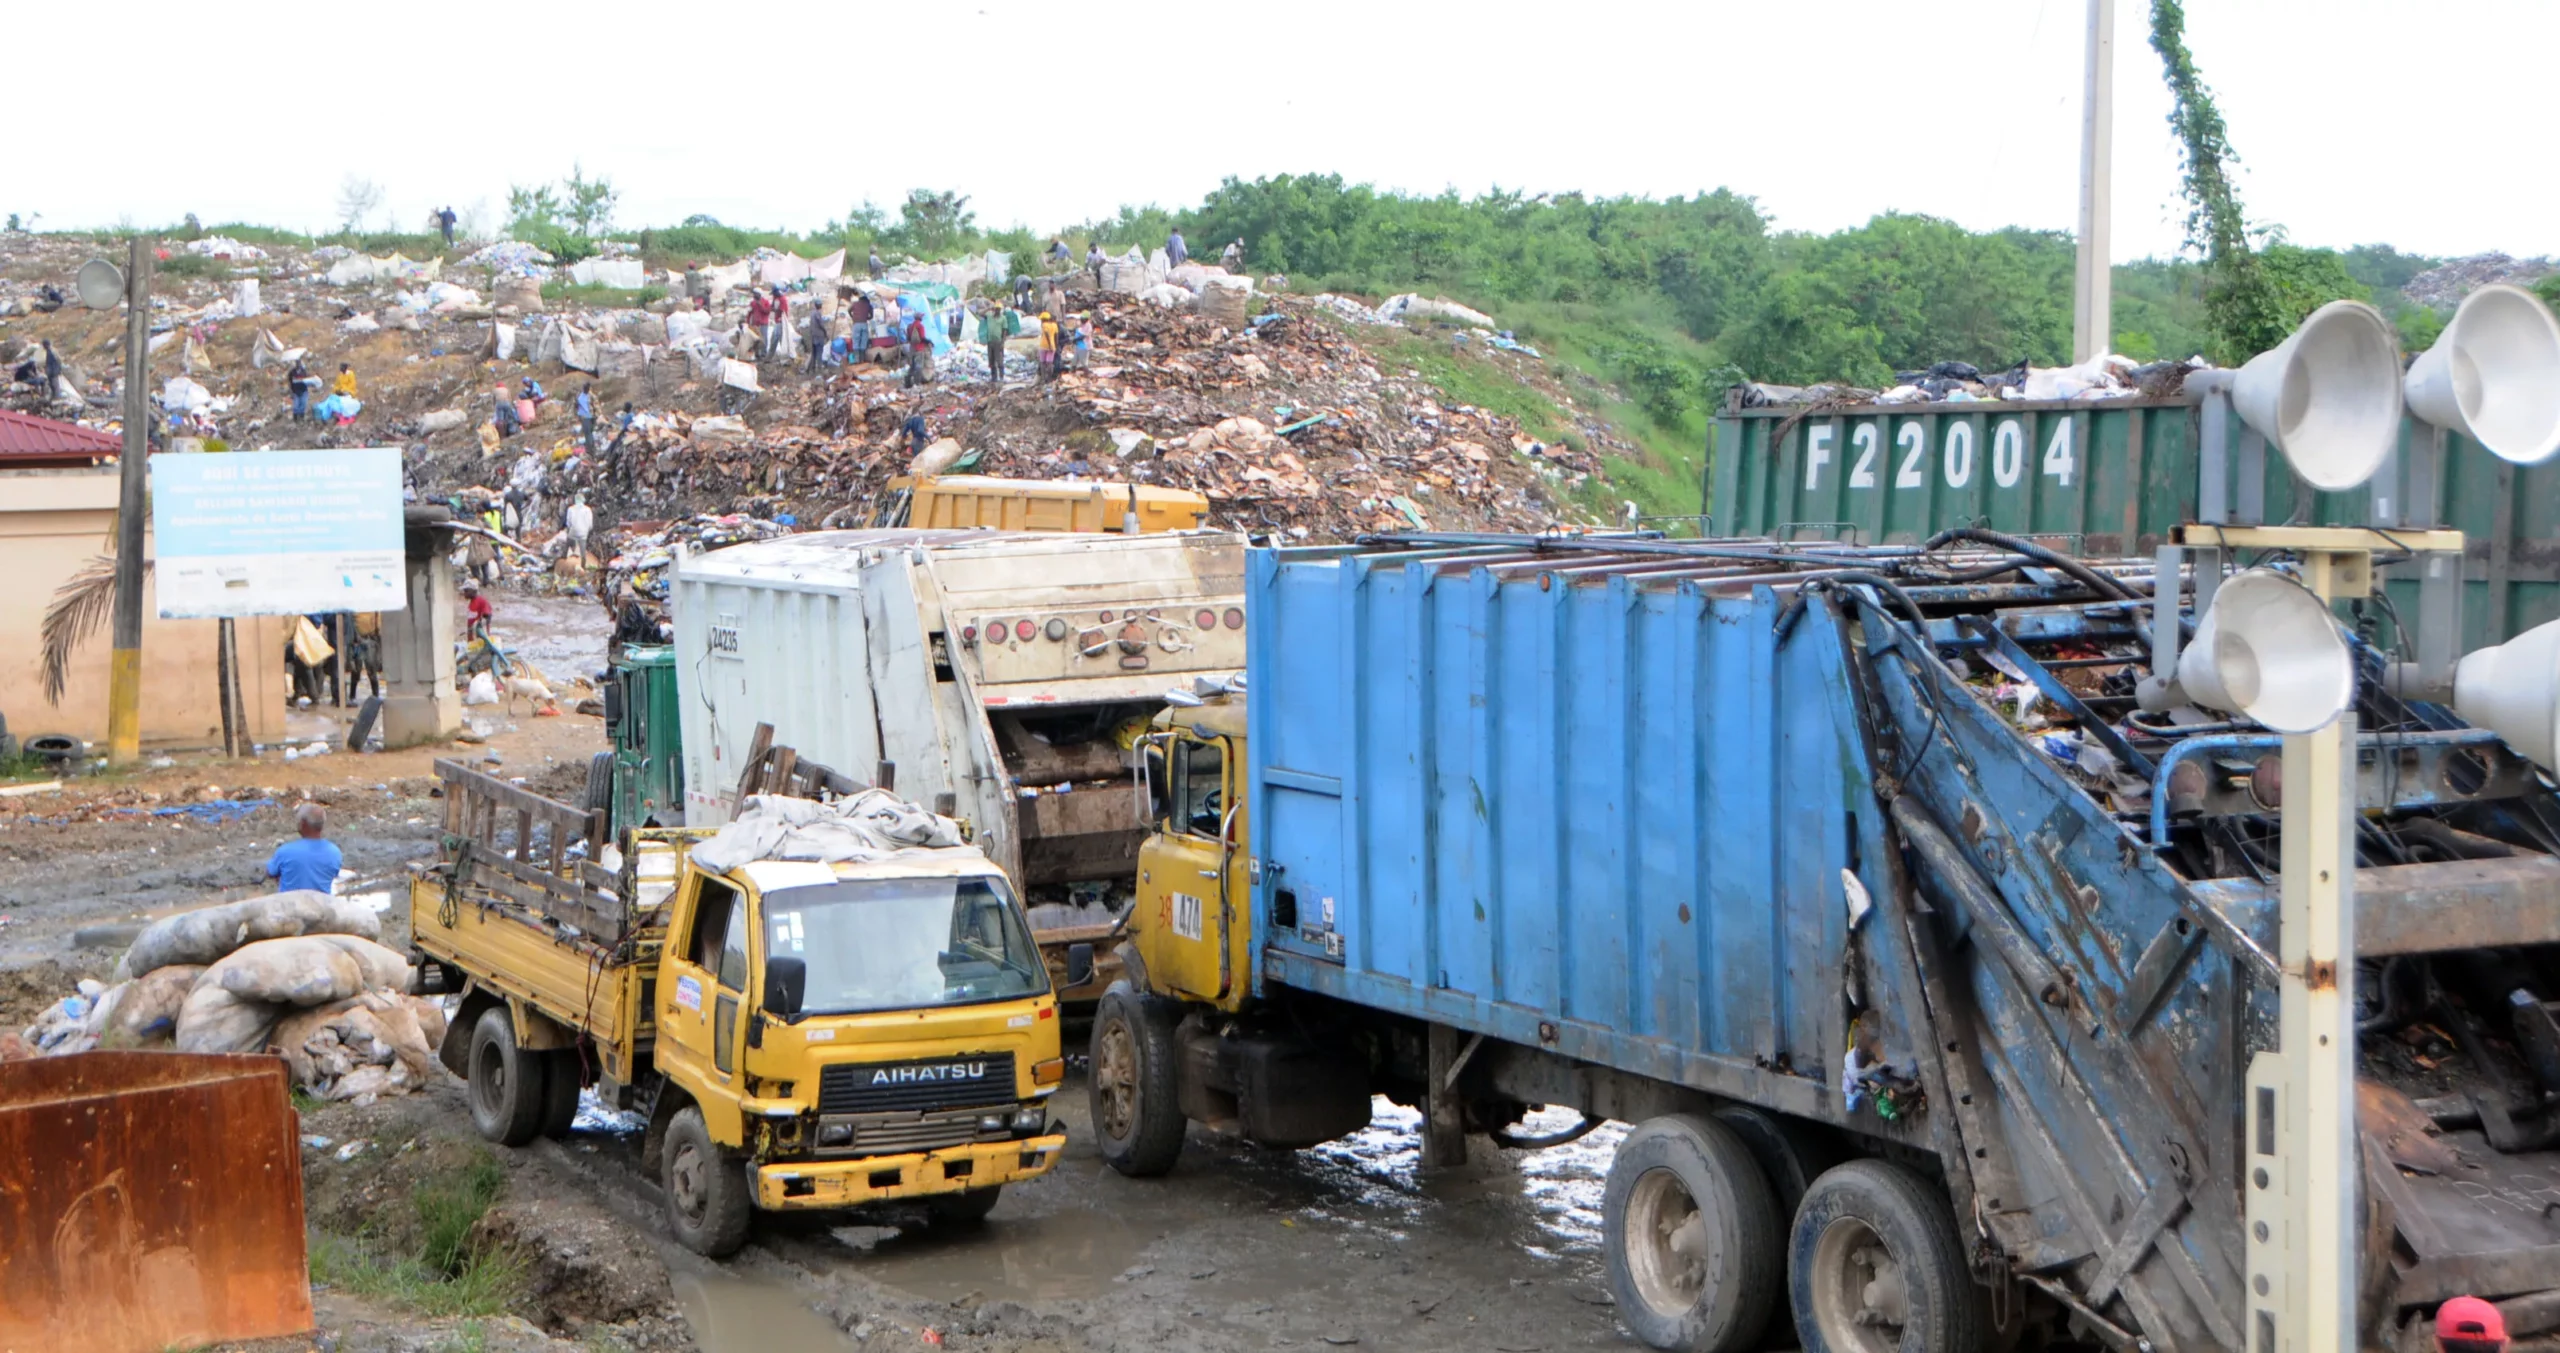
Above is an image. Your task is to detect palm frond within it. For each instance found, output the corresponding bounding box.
[40,555,149,705]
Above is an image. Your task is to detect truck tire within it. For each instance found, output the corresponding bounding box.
[662,1105,753,1258]
[466,1007,549,1147]
[1710,1105,1837,1222]
[1601,1112,1783,1353]
[539,1049,584,1139]
[584,751,613,817]
[1089,986,1185,1177]
[925,1185,1002,1227]
[1789,1158,1984,1353]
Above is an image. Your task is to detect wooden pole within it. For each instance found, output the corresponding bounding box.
[216,618,242,757]
[106,237,154,767]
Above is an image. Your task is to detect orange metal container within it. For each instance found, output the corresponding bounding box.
[0,1052,314,1353]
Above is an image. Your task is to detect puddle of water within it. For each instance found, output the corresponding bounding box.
[833,1204,1156,1302]
[1288,1098,1625,1260]
[572,1087,648,1135]
[672,1269,856,1353]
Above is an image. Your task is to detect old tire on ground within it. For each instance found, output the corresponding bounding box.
[925,1185,1002,1226]
[1789,1158,1984,1353]
[662,1105,753,1258]
[584,750,613,816]
[1601,1112,1783,1353]
[538,1048,583,1139]
[1089,985,1185,1177]
[466,1007,548,1147]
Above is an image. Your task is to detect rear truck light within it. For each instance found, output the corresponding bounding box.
[977,1113,1010,1135]
[1032,1058,1064,1086]
[1012,1109,1046,1133]
[960,625,977,644]
[1224,607,1244,629]
[1015,619,1036,641]
[1045,618,1069,640]
[1099,609,1115,622]
[1037,1006,1054,1020]
[1196,608,1217,629]
[982,618,1004,640]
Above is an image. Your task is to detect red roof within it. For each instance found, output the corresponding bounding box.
[0,409,121,467]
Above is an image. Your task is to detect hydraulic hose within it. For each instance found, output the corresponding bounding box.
[1919,527,2145,603]
[1492,1112,1607,1151]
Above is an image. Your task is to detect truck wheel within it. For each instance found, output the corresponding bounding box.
[1601,1113,1782,1353]
[584,751,613,817]
[662,1105,753,1258]
[1789,1159,1984,1353]
[466,1007,549,1147]
[538,1049,584,1139]
[925,1185,1002,1227]
[1089,986,1185,1177]
[1710,1104,1837,1222]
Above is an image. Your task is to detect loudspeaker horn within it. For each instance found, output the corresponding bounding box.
[2405,283,2560,466]
[2176,569,2354,733]
[2230,299,2405,491]
[2452,617,2560,771]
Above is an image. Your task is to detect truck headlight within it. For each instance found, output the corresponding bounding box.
[817,1123,853,1147]
[1012,1109,1046,1133]
[977,1113,1009,1135]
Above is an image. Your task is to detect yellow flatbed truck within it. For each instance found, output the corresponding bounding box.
[410,760,1067,1256]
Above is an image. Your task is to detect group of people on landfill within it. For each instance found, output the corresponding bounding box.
[284,360,360,423]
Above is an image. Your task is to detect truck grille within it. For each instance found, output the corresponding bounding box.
[817,1053,1015,1115]
[823,1110,990,1156]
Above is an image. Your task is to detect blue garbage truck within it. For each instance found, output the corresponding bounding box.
[1082,533,2560,1352]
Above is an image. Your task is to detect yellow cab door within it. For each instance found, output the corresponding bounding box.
[657,869,755,1098]
[1135,731,1245,1008]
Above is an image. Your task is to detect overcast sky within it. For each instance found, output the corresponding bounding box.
[19,1,2552,263]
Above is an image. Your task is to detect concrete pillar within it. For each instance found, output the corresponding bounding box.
[381,506,459,746]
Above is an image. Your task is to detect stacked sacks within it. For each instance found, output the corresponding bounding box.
[17,890,447,1104]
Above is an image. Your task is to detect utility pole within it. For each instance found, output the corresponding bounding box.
[2073,0,2116,363]
[106,236,153,768]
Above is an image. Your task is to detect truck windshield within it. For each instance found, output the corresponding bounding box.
[762,876,1047,1015]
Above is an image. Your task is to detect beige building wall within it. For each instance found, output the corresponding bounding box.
[0,467,287,752]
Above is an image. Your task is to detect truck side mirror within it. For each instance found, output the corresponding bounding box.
[1138,743,1168,824]
[764,955,806,1020]
[1064,942,1095,990]
[600,673,624,735]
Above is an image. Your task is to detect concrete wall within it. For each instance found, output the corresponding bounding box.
[0,467,287,751]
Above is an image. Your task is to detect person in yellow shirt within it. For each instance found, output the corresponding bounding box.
[332,364,358,397]
[1037,312,1060,383]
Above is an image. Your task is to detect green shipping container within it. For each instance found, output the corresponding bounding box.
[1708,394,2560,649]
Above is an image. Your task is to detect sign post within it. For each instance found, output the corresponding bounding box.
[152,449,408,620]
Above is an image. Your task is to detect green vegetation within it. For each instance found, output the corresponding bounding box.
[155,252,228,281]
[540,281,667,309]
[310,1148,517,1318]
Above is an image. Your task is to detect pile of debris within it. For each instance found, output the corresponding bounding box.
[1735,354,2204,409]
[2402,253,2554,312]
[9,891,447,1104]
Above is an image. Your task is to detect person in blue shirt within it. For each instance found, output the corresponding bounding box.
[265,803,343,895]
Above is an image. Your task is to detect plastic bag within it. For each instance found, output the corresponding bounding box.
[465,671,500,705]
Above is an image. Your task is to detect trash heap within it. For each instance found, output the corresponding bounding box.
[599,511,793,612]
[2401,253,2553,312]
[10,891,448,1104]
[1733,354,2206,409]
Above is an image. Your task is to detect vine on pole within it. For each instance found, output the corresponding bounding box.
[2148,0,2288,361]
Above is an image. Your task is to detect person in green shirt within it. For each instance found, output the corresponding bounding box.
[976,304,1021,386]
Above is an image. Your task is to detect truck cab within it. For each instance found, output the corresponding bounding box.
[597,644,683,831]
[647,848,1067,1238]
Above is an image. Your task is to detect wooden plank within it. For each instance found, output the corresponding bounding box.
[768,748,798,800]
[732,724,776,812]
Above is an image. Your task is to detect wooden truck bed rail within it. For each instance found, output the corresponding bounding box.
[434,759,625,942]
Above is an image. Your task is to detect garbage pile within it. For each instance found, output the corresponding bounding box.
[2401,253,2553,312]
[1733,354,2205,409]
[11,891,448,1104]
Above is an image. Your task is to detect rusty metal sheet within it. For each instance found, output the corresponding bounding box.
[0,1052,313,1353]
[2188,855,2560,956]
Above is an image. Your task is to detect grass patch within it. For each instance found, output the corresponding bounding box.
[311,1148,517,1318]
[0,750,54,783]
[540,281,665,309]
[157,253,229,281]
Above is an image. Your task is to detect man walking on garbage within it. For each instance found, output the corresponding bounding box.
[265,804,343,896]
[1087,242,1106,289]
[806,298,832,376]
[903,413,930,460]
[977,303,1020,386]
[1166,228,1188,267]
[745,288,774,357]
[903,311,935,388]
[1047,238,1070,268]
[286,359,315,421]
[767,286,792,360]
[868,248,886,281]
[435,206,458,249]
[576,384,597,453]
[844,289,874,362]
[1222,238,1244,270]
[1037,312,1061,383]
